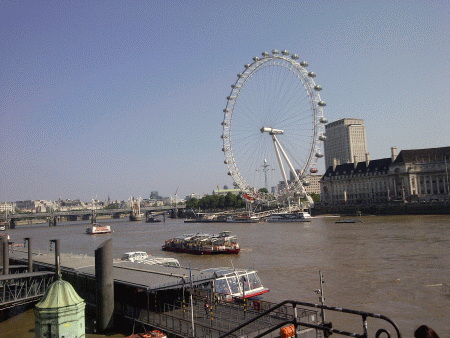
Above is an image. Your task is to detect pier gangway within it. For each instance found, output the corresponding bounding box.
[0,271,54,310]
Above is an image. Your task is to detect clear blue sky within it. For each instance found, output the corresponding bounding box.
[1,0,449,202]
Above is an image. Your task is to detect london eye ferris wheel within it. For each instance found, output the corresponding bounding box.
[221,49,328,204]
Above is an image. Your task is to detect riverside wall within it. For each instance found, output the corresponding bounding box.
[311,201,450,216]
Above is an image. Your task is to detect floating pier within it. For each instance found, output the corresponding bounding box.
[8,247,318,337]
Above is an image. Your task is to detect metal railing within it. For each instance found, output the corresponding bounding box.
[219,300,401,338]
[113,295,317,338]
[0,272,55,308]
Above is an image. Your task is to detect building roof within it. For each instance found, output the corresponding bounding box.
[323,158,392,178]
[35,278,84,309]
[10,250,222,292]
[394,146,450,164]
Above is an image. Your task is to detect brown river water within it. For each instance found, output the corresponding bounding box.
[1,214,449,337]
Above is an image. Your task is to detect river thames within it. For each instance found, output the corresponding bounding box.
[1,214,449,337]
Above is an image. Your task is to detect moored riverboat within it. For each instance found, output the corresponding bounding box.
[119,251,181,267]
[184,212,228,223]
[86,223,111,234]
[162,231,240,254]
[203,267,270,300]
[266,211,312,222]
[226,214,260,223]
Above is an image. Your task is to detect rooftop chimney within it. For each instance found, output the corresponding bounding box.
[353,155,358,169]
[365,153,370,167]
[391,147,398,162]
[333,158,337,171]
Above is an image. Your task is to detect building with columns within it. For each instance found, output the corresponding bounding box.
[324,118,368,170]
[320,146,450,205]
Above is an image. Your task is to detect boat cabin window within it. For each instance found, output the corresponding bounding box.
[122,253,134,260]
[227,276,240,294]
[246,272,262,289]
[215,279,230,294]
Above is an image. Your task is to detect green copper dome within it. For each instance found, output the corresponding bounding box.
[36,279,84,309]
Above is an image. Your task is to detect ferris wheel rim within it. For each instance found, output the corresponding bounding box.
[222,51,326,202]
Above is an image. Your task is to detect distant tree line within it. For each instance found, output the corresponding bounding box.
[104,203,120,210]
[185,192,245,211]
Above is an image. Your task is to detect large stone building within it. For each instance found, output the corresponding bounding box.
[324,118,368,169]
[321,146,450,204]
[304,174,322,195]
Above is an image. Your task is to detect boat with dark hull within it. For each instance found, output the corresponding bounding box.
[335,219,363,223]
[162,231,240,255]
[146,216,161,223]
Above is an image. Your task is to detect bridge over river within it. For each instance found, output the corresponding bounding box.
[0,205,186,228]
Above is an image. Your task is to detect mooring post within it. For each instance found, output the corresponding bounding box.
[50,239,61,278]
[2,236,9,275]
[95,238,114,332]
[24,237,33,272]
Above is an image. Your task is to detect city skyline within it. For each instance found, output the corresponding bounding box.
[1,0,449,202]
